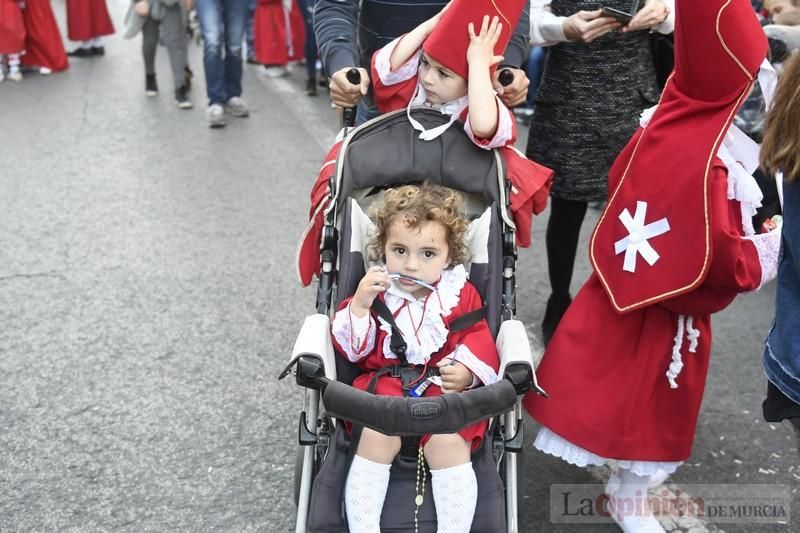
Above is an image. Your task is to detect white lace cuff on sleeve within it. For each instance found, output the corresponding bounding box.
[331,303,376,362]
[744,228,782,290]
[463,97,514,150]
[374,36,422,86]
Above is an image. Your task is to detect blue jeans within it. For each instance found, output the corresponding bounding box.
[297,0,318,80]
[246,0,255,61]
[195,0,250,104]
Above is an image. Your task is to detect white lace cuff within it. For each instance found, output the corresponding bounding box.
[331,303,376,362]
[449,344,498,386]
[462,99,514,150]
[744,228,782,290]
[374,36,421,86]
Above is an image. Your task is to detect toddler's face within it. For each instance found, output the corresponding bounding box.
[384,218,451,298]
[419,53,468,105]
[767,0,799,16]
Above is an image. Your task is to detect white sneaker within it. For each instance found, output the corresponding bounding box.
[39,67,52,75]
[8,70,22,82]
[207,103,226,128]
[262,65,290,78]
[224,96,249,117]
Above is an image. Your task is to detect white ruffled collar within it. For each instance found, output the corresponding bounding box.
[406,83,468,142]
[377,264,468,364]
[638,105,763,235]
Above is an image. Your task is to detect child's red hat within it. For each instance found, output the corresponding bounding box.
[590,0,768,313]
[422,0,527,79]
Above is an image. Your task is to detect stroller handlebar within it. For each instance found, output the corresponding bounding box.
[322,378,518,437]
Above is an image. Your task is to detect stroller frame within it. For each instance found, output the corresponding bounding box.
[285,109,543,533]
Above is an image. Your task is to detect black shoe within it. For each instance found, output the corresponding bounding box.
[92,46,105,56]
[68,47,94,58]
[305,77,318,96]
[246,57,260,65]
[318,76,329,89]
[175,85,193,109]
[145,74,158,96]
[541,294,572,347]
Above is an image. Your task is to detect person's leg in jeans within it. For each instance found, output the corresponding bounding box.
[298,0,318,94]
[221,0,249,109]
[246,0,256,62]
[142,17,161,94]
[195,0,227,105]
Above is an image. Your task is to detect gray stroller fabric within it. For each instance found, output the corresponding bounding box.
[307,425,506,533]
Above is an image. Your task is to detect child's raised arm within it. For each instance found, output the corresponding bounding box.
[389,4,449,71]
[466,16,504,139]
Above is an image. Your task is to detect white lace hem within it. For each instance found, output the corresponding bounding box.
[533,427,682,477]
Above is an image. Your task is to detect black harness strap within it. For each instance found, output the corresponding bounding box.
[448,305,487,333]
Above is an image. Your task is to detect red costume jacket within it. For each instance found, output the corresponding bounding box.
[331,266,500,449]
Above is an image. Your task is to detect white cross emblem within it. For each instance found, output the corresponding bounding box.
[614,201,671,273]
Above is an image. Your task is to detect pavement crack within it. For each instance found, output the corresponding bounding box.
[0,271,67,283]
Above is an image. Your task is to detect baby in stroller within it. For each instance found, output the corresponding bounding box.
[332,183,500,533]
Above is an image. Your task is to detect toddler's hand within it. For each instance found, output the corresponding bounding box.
[436,358,474,393]
[467,16,504,69]
[351,266,392,317]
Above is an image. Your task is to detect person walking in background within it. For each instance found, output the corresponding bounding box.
[297,0,318,95]
[0,0,25,82]
[527,0,675,345]
[20,0,69,74]
[66,0,115,57]
[313,0,531,124]
[760,52,800,455]
[253,0,304,77]
[195,0,250,127]
[133,0,194,108]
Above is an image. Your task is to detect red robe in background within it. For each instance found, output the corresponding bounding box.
[254,0,304,65]
[66,0,114,41]
[21,0,68,71]
[0,0,25,55]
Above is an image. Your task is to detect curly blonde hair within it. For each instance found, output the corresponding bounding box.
[367,182,469,265]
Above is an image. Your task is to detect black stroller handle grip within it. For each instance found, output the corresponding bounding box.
[342,68,362,128]
[498,68,514,87]
[322,379,518,437]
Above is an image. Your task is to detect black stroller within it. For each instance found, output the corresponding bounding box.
[281,108,546,532]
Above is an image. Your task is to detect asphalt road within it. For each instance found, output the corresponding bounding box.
[0,6,797,532]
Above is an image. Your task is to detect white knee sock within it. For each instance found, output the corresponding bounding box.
[344,454,391,533]
[607,468,665,533]
[430,462,477,533]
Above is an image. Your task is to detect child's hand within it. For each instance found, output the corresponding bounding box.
[436,358,474,393]
[351,266,392,318]
[467,16,504,69]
